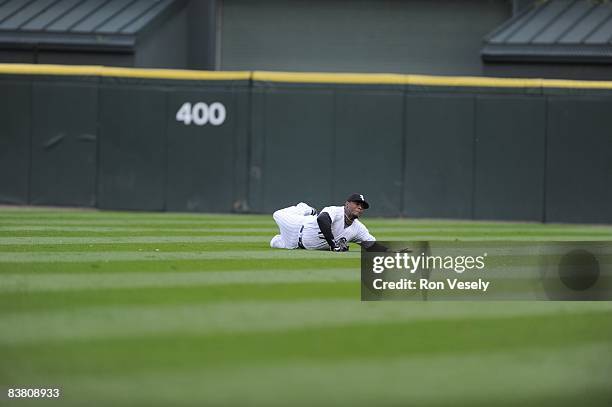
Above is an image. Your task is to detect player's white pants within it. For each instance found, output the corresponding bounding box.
[270,202,314,249]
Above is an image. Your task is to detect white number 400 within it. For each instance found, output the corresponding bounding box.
[176,102,226,126]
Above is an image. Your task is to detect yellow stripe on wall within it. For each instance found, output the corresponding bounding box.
[0,63,104,76]
[540,78,612,90]
[251,71,407,84]
[0,64,250,81]
[1,63,612,89]
[254,71,612,89]
[405,74,543,88]
[99,67,251,80]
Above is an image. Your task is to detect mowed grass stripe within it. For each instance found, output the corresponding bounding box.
[3,213,612,230]
[2,230,611,243]
[1,231,610,243]
[0,258,359,274]
[3,315,610,383]
[0,226,277,233]
[0,242,273,252]
[0,236,271,245]
[0,218,280,226]
[0,210,267,221]
[2,249,611,273]
[0,230,278,238]
[0,235,612,256]
[0,250,361,262]
[0,282,358,314]
[5,232,610,242]
[26,344,609,407]
[1,300,610,345]
[0,268,358,293]
[2,225,611,235]
[0,279,603,315]
[2,208,611,227]
[3,220,612,233]
[1,258,608,277]
[1,226,601,241]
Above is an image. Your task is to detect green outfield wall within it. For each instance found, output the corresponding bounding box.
[1,64,611,223]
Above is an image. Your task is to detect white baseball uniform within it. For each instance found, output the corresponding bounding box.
[270,203,376,250]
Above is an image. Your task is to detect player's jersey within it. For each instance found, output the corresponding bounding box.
[300,205,375,250]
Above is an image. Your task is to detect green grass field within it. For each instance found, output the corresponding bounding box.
[1,207,611,406]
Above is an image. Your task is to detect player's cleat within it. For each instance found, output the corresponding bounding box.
[270,234,284,248]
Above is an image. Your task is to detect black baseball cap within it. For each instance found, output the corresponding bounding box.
[346,193,370,209]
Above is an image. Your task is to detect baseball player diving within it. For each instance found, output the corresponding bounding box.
[270,193,389,252]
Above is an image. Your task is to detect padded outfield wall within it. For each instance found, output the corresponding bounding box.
[0,64,250,213]
[1,64,611,223]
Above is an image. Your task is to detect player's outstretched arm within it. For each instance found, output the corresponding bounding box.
[316,212,337,250]
[361,241,389,252]
[361,241,412,253]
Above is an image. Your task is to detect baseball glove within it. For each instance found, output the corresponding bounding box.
[332,237,349,252]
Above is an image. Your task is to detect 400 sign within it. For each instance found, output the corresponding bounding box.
[176,102,226,126]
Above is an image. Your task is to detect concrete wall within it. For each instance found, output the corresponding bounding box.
[219,0,510,75]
